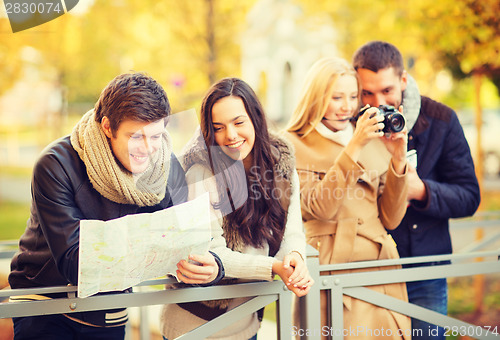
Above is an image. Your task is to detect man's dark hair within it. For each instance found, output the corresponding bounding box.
[352,41,405,76]
[94,72,171,135]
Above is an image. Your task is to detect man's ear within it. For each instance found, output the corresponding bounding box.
[400,70,408,91]
[101,116,113,138]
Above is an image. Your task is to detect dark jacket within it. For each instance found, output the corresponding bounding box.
[9,135,188,325]
[389,96,480,258]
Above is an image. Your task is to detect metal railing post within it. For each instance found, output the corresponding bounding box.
[296,245,321,340]
[329,276,344,340]
[276,283,293,340]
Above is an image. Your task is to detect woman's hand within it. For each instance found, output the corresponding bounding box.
[381,127,408,174]
[175,253,219,284]
[272,252,314,297]
[345,106,385,162]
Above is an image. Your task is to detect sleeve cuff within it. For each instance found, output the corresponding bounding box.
[191,251,225,287]
[289,250,304,261]
[410,180,431,210]
[390,158,408,177]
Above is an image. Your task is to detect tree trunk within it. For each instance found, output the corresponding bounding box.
[206,0,216,85]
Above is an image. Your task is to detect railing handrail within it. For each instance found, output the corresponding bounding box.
[0,277,178,299]
[0,214,499,339]
[306,256,500,340]
[0,280,289,318]
[316,249,500,272]
[2,248,496,300]
[0,280,294,340]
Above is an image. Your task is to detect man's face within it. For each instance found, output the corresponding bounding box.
[101,117,166,174]
[357,67,407,109]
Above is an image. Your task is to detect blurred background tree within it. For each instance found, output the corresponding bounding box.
[0,0,254,111]
[1,0,498,112]
[1,0,498,186]
[415,0,500,90]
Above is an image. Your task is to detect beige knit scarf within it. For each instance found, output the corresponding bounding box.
[70,110,171,207]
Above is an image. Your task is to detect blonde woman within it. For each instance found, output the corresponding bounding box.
[285,57,411,339]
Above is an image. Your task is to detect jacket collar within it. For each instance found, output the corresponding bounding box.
[411,110,430,136]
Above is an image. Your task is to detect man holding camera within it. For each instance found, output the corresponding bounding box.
[353,41,480,339]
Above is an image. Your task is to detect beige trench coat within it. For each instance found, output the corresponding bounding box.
[285,129,411,340]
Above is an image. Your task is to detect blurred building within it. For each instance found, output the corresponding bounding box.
[241,0,338,122]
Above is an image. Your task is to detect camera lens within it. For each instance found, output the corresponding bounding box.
[384,113,405,133]
[357,105,405,133]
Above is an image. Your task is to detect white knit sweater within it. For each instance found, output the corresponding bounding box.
[160,163,306,339]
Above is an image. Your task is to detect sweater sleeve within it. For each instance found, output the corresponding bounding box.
[185,164,276,281]
[274,169,306,260]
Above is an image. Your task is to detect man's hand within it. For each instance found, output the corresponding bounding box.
[407,165,428,202]
[175,253,218,284]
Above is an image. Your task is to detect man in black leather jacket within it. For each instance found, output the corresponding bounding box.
[353,41,480,340]
[9,73,224,340]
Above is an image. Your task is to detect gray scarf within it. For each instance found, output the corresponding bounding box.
[402,73,421,131]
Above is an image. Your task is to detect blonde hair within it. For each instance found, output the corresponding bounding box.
[286,57,359,136]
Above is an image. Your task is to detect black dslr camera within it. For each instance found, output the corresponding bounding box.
[356,105,405,133]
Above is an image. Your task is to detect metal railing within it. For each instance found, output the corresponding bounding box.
[1,214,499,339]
[0,240,17,259]
[297,213,500,340]
[0,277,293,340]
[297,249,500,340]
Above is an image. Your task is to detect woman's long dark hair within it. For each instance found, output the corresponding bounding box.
[200,77,286,255]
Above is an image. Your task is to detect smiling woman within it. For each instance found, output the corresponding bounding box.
[160,77,313,339]
[321,74,359,132]
[211,96,256,168]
